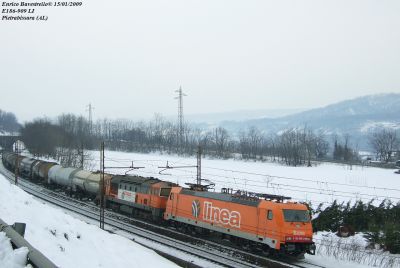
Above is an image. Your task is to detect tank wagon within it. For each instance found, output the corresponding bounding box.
[1,152,316,256]
[32,161,57,182]
[2,152,25,171]
[1,152,112,200]
[72,170,112,198]
[48,165,80,188]
[19,157,39,178]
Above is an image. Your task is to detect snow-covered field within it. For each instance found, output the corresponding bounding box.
[310,232,399,268]
[0,173,179,268]
[88,150,400,208]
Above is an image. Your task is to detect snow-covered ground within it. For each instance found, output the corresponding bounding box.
[0,232,30,268]
[87,150,400,208]
[310,232,399,268]
[0,130,18,136]
[0,173,179,268]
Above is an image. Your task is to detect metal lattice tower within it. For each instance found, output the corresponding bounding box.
[86,103,94,134]
[175,86,186,147]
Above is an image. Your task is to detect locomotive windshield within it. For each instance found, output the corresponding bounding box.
[160,188,172,197]
[283,209,310,222]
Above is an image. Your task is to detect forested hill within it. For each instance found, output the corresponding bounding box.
[220,93,400,149]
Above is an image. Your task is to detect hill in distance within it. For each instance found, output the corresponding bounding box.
[217,93,400,150]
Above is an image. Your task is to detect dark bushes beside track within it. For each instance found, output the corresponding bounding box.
[312,200,400,253]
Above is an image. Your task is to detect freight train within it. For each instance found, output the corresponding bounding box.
[1,152,315,256]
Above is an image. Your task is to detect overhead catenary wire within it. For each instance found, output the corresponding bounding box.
[201,166,400,193]
[97,157,400,205]
[166,167,400,202]
[96,160,399,205]
[90,149,400,193]
[127,158,400,193]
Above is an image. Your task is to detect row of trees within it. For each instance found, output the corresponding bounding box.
[333,135,358,162]
[312,200,400,254]
[20,116,93,168]
[20,113,399,167]
[21,114,335,166]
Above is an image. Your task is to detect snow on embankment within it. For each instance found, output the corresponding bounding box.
[0,232,30,268]
[308,232,400,268]
[0,174,178,268]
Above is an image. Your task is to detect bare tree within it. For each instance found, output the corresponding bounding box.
[315,131,329,159]
[214,127,230,158]
[369,129,398,162]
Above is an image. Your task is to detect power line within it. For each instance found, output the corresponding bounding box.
[99,156,400,193]
[94,156,400,203]
[157,168,399,203]
[98,157,400,202]
[200,166,400,193]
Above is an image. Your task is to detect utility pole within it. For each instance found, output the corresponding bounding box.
[86,103,94,135]
[100,142,105,229]
[80,142,84,169]
[197,146,202,186]
[14,141,19,186]
[158,146,207,190]
[99,142,144,229]
[174,86,186,150]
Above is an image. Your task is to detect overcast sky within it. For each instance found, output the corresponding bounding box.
[1,0,400,122]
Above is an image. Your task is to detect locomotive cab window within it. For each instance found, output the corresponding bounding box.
[160,188,171,197]
[283,209,310,222]
[169,193,174,200]
[267,210,273,220]
[111,182,119,191]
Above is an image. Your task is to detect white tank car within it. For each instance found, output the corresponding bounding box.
[71,170,93,193]
[71,170,108,196]
[48,165,80,187]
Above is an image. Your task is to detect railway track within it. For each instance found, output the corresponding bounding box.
[0,161,325,268]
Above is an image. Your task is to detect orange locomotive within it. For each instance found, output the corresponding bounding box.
[101,172,315,256]
[164,187,315,256]
[104,174,176,220]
